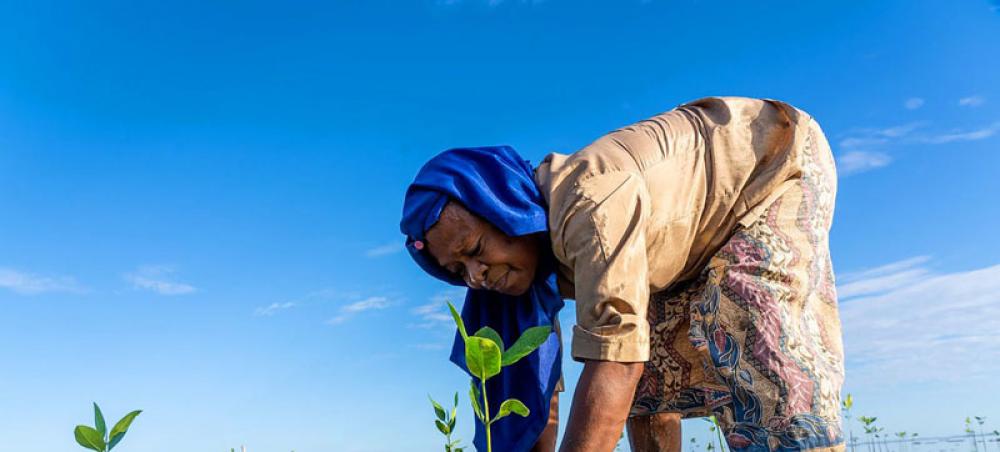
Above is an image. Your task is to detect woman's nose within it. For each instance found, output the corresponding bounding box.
[464,260,488,289]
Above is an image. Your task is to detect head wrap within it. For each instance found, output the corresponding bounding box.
[400,146,563,452]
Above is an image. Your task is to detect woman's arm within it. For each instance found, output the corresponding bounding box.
[559,360,644,452]
[532,392,560,452]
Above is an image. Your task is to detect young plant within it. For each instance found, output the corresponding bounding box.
[448,302,551,452]
[429,392,465,452]
[842,394,856,452]
[859,416,877,452]
[74,403,142,452]
[967,417,980,452]
[975,416,988,451]
[704,415,729,452]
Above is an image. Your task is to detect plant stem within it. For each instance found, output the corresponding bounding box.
[713,417,728,452]
[480,378,492,452]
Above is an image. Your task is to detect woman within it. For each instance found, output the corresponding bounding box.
[401,97,845,452]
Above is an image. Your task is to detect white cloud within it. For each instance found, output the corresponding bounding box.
[837,256,930,298]
[958,96,986,107]
[839,123,926,151]
[0,268,85,295]
[834,118,1000,175]
[921,122,1000,144]
[364,242,402,258]
[879,122,926,138]
[326,296,392,325]
[342,296,391,313]
[838,136,889,149]
[408,288,464,329]
[254,301,296,317]
[838,256,929,281]
[835,151,892,176]
[839,259,1000,383]
[124,265,196,295]
[904,97,925,110]
[836,122,924,175]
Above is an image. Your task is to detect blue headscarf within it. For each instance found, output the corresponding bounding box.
[400,146,564,452]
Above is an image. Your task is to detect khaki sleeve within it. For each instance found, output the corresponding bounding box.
[561,172,651,363]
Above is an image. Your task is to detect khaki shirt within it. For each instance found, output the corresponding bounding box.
[533,97,817,362]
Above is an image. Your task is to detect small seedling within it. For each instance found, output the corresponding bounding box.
[704,415,729,452]
[975,417,988,451]
[894,432,907,452]
[448,302,551,452]
[74,403,141,452]
[842,394,856,452]
[966,417,980,452]
[429,392,465,452]
[859,416,877,452]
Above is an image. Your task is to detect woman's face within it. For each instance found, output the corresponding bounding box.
[425,201,541,296]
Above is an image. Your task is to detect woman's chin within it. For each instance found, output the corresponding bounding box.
[504,278,532,296]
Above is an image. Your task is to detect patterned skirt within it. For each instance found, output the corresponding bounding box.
[631,119,846,452]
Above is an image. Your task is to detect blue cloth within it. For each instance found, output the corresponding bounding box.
[400,146,564,452]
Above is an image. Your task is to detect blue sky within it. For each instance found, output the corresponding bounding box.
[1,1,998,451]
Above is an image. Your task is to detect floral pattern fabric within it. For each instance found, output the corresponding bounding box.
[631,120,846,452]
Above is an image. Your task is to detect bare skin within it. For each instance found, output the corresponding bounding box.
[425,200,681,451]
[628,413,683,452]
[559,360,644,452]
[425,200,542,296]
[531,393,559,452]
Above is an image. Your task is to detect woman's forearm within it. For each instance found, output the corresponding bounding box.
[559,360,644,452]
[532,392,559,452]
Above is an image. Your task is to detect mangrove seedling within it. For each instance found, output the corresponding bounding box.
[74,403,142,452]
[974,416,988,451]
[704,415,729,452]
[967,417,980,452]
[859,416,877,452]
[429,392,465,452]
[448,301,551,452]
[842,394,856,452]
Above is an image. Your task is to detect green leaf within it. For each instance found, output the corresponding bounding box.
[74,425,106,452]
[473,327,505,353]
[435,419,450,435]
[464,336,502,380]
[501,326,551,367]
[93,403,107,438]
[493,399,530,423]
[469,381,483,421]
[453,391,459,407]
[428,395,447,422]
[842,394,853,410]
[448,302,468,340]
[107,410,141,450]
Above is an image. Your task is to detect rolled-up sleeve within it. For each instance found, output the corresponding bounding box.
[561,172,651,363]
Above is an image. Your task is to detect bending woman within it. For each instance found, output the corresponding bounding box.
[400,97,846,452]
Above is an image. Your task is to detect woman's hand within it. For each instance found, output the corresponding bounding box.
[559,360,644,452]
